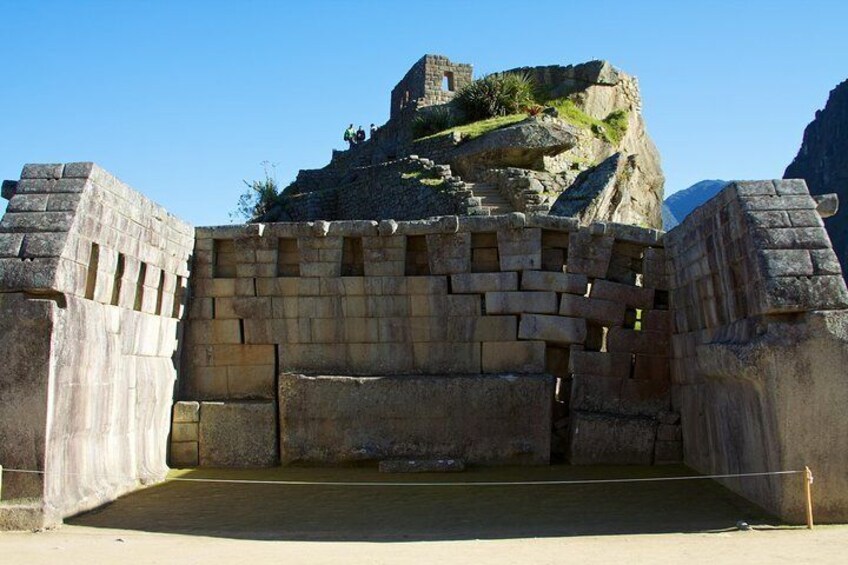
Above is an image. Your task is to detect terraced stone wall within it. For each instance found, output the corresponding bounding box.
[174,213,676,467]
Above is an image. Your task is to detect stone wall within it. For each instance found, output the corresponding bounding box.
[0,163,193,529]
[175,213,675,468]
[390,54,472,120]
[666,180,848,523]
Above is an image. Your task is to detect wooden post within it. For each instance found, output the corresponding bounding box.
[804,466,814,530]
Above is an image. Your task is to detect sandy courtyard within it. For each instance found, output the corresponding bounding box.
[2,465,843,564]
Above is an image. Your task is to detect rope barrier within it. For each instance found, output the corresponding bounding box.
[0,465,815,529]
[0,466,805,486]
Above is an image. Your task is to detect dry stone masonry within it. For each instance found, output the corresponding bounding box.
[2,162,848,528]
[0,163,193,530]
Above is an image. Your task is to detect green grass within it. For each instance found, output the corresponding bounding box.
[418,113,527,141]
[549,99,629,145]
[420,178,444,186]
[401,171,422,179]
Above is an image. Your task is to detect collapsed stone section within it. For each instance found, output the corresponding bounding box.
[666,179,848,523]
[0,163,193,530]
[175,213,675,468]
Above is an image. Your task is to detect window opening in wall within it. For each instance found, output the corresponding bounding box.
[172,276,183,318]
[442,71,455,92]
[213,239,236,278]
[277,238,300,277]
[84,242,100,300]
[471,232,499,273]
[111,253,125,306]
[155,269,165,316]
[585,322,607,352]
[134,262,147,312]
[405,235,430,275]
[654,290,669,310]
[341,237,364,276]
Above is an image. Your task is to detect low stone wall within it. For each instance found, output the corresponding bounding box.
[176,213,674,467]
[0,163,193,529]
[666,180,848,523]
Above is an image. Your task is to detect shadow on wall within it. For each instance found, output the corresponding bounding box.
[69,465,779,542]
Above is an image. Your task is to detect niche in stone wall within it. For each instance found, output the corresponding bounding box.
[405,235,430,275]
[111,253,125,306]
[341,237,364,276]
[277,238,300,277]
[471,233,500,273]
[84,242,100,300]
[155,269,166,316]
[172,276,183,318]
[541,230,570,272]
[134,261,147,312]
[213,239,236,278]
[585,322,607,352]
[607,241,644,285]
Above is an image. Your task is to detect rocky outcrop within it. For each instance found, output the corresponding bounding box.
[550,152,657,226]
[259,54,664,228]
[450,116,580,177]
[785,79,848,277]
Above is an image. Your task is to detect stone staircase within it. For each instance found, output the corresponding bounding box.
[469,182,513,215]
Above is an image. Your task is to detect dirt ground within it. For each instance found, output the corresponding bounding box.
[3,465,844,564]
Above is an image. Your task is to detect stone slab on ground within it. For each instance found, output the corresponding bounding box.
[198,401,278,467]
[278,373,554,465]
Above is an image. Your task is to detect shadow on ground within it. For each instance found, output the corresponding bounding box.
[69,464,779,541]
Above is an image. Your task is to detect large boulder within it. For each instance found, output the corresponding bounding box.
[450,116,580,177]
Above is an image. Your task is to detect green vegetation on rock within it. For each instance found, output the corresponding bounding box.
[418,113,527,141]
[454,71,535,122]
[549,99,629,144]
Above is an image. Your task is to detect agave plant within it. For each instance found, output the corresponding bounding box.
[455,71,535,122]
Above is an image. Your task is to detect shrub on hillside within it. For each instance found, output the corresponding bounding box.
[411,106,457,138]
[455,71,535,122]
[231,161,280,222]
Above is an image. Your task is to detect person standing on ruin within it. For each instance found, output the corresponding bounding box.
[370,123,377,138]
[344,124,356,149]
[356,126,366,144]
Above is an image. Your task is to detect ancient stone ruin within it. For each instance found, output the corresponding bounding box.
[1,55,848,531]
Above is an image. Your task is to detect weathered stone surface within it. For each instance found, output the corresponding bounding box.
[482,341,546,373]
[569,412,658,465]
[590,279,655,309]
[559,294,626,326]
[451,272,517,293]
[278,373,553,465]
[518,314,587,344]
[521,270,588,294]
[485,291,557,314]
[199,401,277,467]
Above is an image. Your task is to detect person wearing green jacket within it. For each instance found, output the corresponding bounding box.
[343,124,357,149]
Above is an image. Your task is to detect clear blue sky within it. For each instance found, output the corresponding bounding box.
[1,0,846,226]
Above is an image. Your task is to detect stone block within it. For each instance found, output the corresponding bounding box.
[756,275,848,314]
[21,163,64,179]
[568,349,631,378]
[410,293,448,317]
[485,291,557,314]
[0,233,24,258]
[642,310,671,333]
[426,232,471,275]
[607,328,669,355]
[518,314,587,345]
[450,272,518,293]
[618,378,670,416]
[482,341,546,373]
[497,228,541,270]
[171,422,199,442]
[633,354,670,381]
[413,342,481,373]
[590,279,655,309]
[1,179,18,200]
[569,412,658,465]
[170,441,199,468]
[657,424,682,442]
[447,316,518,342]
[447,294,481,316]
[521,270,588,294]
[173,401,200,423]
[199,401,278,467]
[278,373,553,465]
[227,365,276,399]
[570,374,622,413]
[559,294,626,326]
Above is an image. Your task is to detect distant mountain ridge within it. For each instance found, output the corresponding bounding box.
[785,79,848,278]
[663,179,728,229]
